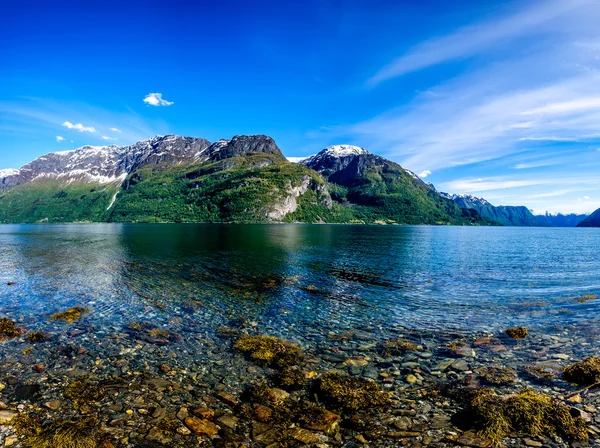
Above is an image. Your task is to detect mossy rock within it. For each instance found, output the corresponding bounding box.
[50,307,90,323]
[234,334,302,369]
[477,366,517,386]
[63,379,105,410]
[0,318,26,340]
[26,331,50,343]
[315,372,389,412]
[563,357,600,385]
[505,326,528,339]
[125,322,181,346]
[378,338,420,357]
[467,388,587,443]
[15,416,108,448]
[273,366,306,390]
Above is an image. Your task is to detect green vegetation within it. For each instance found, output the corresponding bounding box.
[0,180,118,223]
[108,155,331,223]
[0,155,495,225]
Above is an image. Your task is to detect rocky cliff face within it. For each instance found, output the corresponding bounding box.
[0,135,212,190]
[203,135,284,162]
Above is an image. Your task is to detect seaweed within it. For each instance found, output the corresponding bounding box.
[0,317,26,340]
[467,388,587,443]
[234,334,302,369]
[563,356,600,386]
[273,366,305,390]
[50,307,90,323]
[477,366,517,386]
[26,331,50,343]
[21,418,106,448]
[315,372,389,412]
[505,326,528,339]
[63,379,105,409]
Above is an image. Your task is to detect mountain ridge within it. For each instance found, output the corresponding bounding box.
[0,135,496,225]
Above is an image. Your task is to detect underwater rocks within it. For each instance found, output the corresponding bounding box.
[563,356,600,385]
[0,319,25,341]
[505,326,528,339]
[233,334,303,368]
[50,307,90,323]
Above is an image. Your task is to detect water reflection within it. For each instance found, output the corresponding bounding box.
[0,224,599,339]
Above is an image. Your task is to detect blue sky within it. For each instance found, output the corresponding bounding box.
[2,0,600,214]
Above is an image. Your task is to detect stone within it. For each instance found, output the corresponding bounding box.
[454,431,492,448]
[267,388,289,405]
[405,374,418,384]
[217,414,238,430]
[185,416,220,436]
[388,431,420,438]
[0,410,17,424]
[523,439,543,447]
[176,407,189,420]
[4,436,18,447]
[192,407,215,419]
[215,391,238,406]
[452,360,470,372]
[288,428,321,444]
[146,427,173,444]
[44,400,62,410]
[568,394,583,403]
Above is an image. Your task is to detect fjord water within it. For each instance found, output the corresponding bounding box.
[1,223,599,341]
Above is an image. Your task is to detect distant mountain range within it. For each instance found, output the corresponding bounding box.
[439,193,539,226]
[536,212,589,227]
[577,210,600,227]
[0,134,589,226]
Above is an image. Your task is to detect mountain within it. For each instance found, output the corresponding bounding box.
[535,212,588,227]
[577,209,600,227]
[439,193,538,226]
[0,136,492,225]
[299,145,491,225]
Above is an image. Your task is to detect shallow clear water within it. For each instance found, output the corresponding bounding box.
[1,223,599,341]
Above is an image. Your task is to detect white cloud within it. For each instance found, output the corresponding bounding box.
[584,195,591,199]
[55,135,64,142]
[62,121,95,132]
[419,170,431,178]
[143,93,174,107]
[101,136,118,141]
[110,127,122,133]
[518,136,579,142]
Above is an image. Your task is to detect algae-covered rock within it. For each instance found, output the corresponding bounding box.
[466,388,587,443]
[234,334,302,368]
[563,356,600,385]
[315,372,389,412]
[63,379,105,410]
[26,331,49,343]
[0,318,25,341]
[50,307,89,323]
[477,366,517,386]
[17,417,107,448]
[274,365,306,390]
[505,326,528,339]
[378,338,421,357]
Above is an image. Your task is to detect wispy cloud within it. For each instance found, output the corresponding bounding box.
[101,136,118,141]
[419,170,431,178]
[55,135,64,142]
[367,0,590,86]
[62,121,95,132]
[110,127,122,133]
[143,93,174,107]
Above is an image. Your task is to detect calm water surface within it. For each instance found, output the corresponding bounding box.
[1,224,599,342]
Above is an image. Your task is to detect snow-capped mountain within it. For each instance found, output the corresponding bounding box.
[0,134,285,191]
[439,193,491,209]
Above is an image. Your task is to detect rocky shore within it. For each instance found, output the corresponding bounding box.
[0,298,599,448]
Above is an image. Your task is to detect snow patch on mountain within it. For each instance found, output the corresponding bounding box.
[0,169,19,178]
